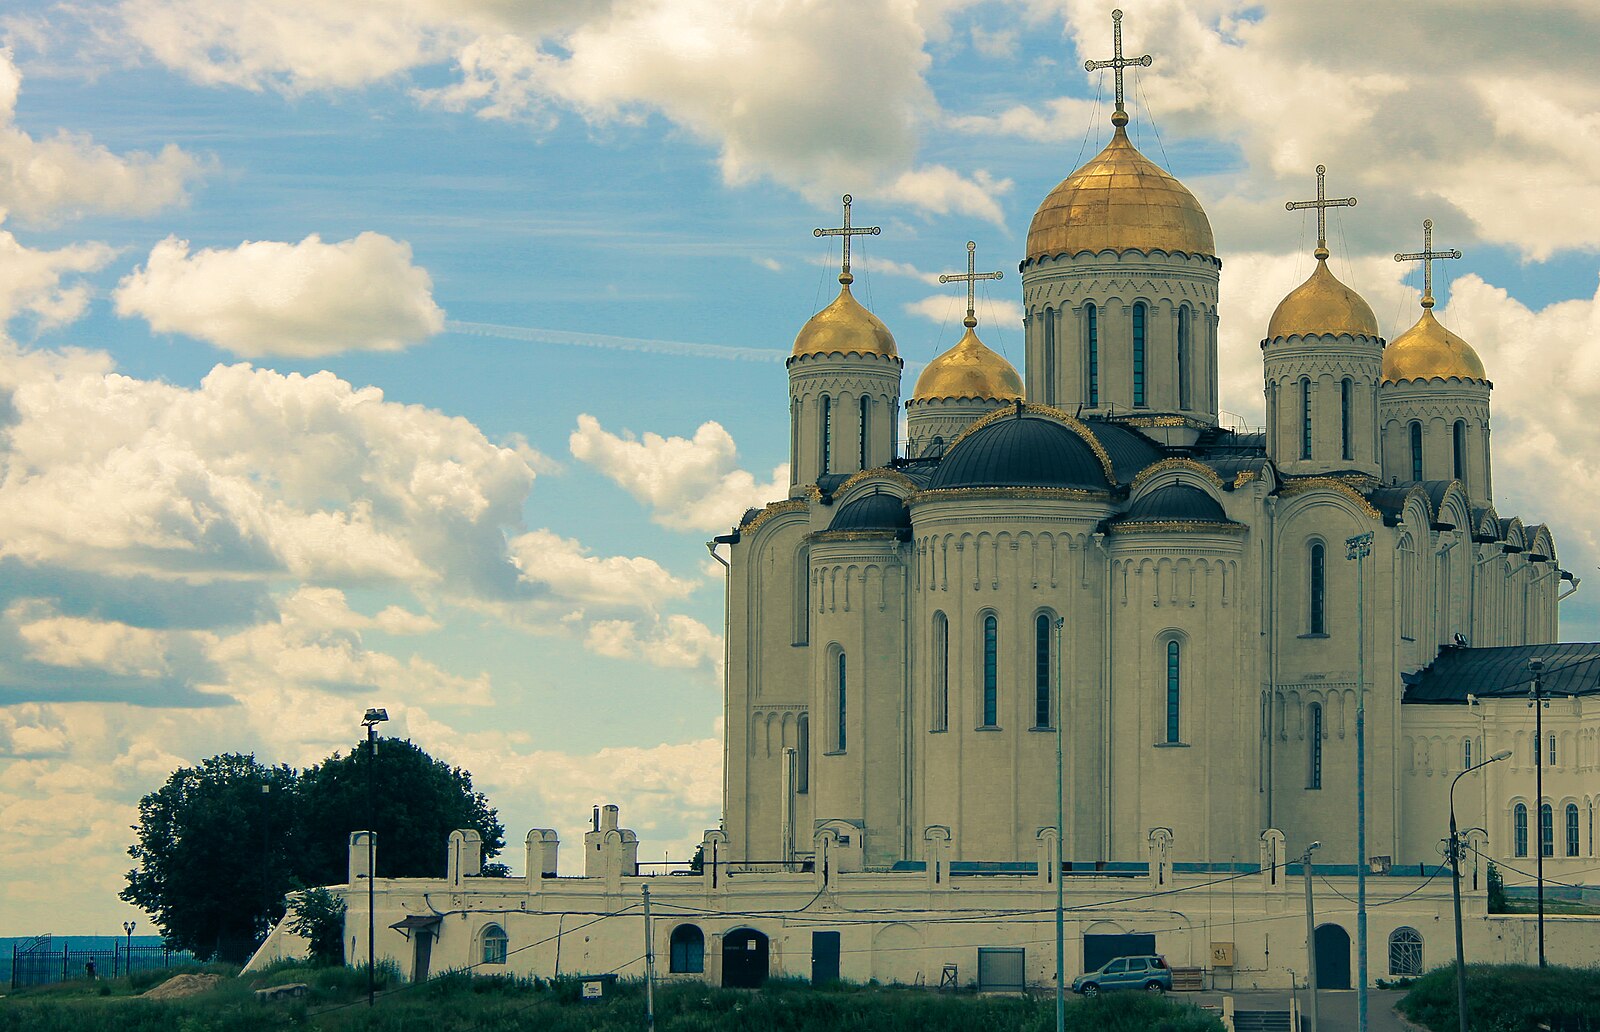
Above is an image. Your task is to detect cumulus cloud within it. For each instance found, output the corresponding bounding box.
[509,529,697,610]
[0,49,201,224]
[0,225,115,328]
[584,614,722,672]
[113,233,445,358]
[569,414,787,533]
[904,293,1025,331]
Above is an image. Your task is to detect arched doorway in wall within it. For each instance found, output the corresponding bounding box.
[1314,923,1352,989]
[722,928,769,988]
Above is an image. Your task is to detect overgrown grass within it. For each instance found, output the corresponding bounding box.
[1399,963,1600,1031]
[0,965,1225,1032]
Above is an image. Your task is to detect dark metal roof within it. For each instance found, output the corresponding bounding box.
[1421,481,1459,525]
[1082,419,1165,483]
[1197,429,1267,456]
[1200,455,1268,487]
[1120,483,1231,524]
[829,492,910,531]
[930,414,1110,491]
[1402,643,1600,704]
[1368,486,1414,526]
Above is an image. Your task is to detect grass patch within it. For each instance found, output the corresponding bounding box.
[0,968,1225,1032]
[1399,964,1600,1031]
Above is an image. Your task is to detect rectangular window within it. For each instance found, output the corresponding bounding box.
[1086,304,1099,407]
[1309,543,1326,634]
[1341,379,1353,461]
[1035,615,1052,728]
[982,615,998,727]
[836,652,847,752]
[1301,379,1312,460]
[1132,303,1147,407]
[1541,804,1555,858]
[1550,735,1557,767]
[1463,738,1472,770]
[1309,704,1323,789]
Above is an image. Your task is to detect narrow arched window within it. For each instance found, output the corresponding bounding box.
[1340,378,1353,461]
[669,924,705,973]
[1387,927,1422,976]
[1177,307,1192,410]
[1514,803,1529,857]
[1132,302,1147,407]
[1541,802,1555,858]
[1453,420,1467,480]
[1308,703,1323,789]
[1165,640,1181,744]
[1300,378,1312,459]
[1567,803,1581,857]
[1550,735,1558,767]
[858,396,870,469]
[790,398,800,474]
[835,651,847,752]
[797,714,809,794]
[1409,421,1423,482]
[1086,304,1100,406]
[1309,543,1327,634]
[1463,737,1473,770]
[481,924,508,966]
[1035,615,1052,729]
[820,395,831,476]
[932,612,949,732]
[794,546,810,646]
[982,614,998,727]
[1043,307,1056,406]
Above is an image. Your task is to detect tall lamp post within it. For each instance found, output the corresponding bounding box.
[122,921,136,978]
[1345,530,1372,1032]
[1449,747,1512,1032]
[362,707,389,1007]
[1528,657,1548,968]
[1302,841,1322,1032]
[1054,616,1065,1032]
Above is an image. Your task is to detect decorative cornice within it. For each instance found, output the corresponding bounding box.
[1278,477,1382,520]
[1131,457,1224,490]
[1109,520,1246,535]
[912,486,1112,504]
[1110,414,1211,430]
[1233,469,1260,489]
[810,530,907,544]
[835,467,919,496]
[741,499,806,534]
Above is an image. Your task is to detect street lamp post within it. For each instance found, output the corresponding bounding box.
[1302,841,1321,1032]
[1345,530,1372,1032]
[122,921,135,978]
[1528,657,1548,968]
[1450,748,1512,1032]
[1054,616,1065,1032]
[361,707,389,1007]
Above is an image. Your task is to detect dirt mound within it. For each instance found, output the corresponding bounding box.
[141,973,223,999]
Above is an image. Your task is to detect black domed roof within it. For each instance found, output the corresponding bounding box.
[931,414,1109,491]
[1122,483,1228,523]
[829,493,911,532]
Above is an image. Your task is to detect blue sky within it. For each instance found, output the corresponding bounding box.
[0,0,1597,934]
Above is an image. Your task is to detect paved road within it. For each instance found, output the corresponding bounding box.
[1187,988,1414,1032]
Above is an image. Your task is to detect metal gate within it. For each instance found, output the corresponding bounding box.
[9,937,193,989]
[1083,933,1156,974]
[977,947,1025,993]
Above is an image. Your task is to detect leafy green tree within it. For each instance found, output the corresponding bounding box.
[120,753,299,963]
[287,886,348,965]
[294,737,505,886]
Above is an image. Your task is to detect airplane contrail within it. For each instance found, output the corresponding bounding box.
[445,320,788,364]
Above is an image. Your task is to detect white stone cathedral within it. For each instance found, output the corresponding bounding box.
[719,91,1585,882]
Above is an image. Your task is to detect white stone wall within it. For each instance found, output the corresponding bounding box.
[1262,334,1383,478]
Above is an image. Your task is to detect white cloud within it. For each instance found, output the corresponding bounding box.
[11,602,172,678]
[584,614,722,672]
[904,293,1025,330]
[568,414,787,533]
[882,166,1011,227]
[0,49,201,224]
[509,529,697,610]
[113,233,445,358]
[0,224,115,327]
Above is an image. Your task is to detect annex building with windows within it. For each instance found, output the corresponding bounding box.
[250,20,1600,994]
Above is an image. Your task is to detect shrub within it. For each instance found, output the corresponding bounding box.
[286,886,347,965]
[1400,964,1600,1031]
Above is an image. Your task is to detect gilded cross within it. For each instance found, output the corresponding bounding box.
[937,241,1003,329]
[813,194,881,285]
[1084,9,1152,128]
[1285,164,1357,260]
[1393,219,1461,310]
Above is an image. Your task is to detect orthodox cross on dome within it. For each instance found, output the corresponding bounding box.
[1285,164,1357,260]
[937,241,1003,329]
[1393,219,1462,310]
[1084,9,1152,128]
[814,194,881,285]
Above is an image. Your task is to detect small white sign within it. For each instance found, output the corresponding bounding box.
[581,981,602,999]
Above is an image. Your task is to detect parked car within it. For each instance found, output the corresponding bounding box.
[1070,955,1170,996]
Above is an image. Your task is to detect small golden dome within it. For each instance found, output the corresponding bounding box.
[1382,309,1486,384]
[1027,126,1215,260]
[912,326,1024,402]
[792,281,898,359]
[1265,258,1381,341]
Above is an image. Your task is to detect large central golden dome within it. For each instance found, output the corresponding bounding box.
[912,326,1023,402]
[1027,126,1215,260]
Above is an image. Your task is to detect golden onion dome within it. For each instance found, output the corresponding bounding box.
[1027,126,1215,260]
[1382,308,1486,384]
[912,325,1024,402]
[1265,258,1381,341]
[792,281,898,359]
